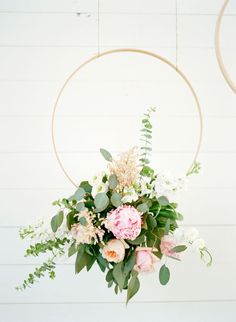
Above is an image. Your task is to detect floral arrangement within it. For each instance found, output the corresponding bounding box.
[17,108,212,304]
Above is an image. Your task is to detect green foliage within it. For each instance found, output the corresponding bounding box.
[171,245,187,253]
[126,271,140,304]
[108,174,118,190]
[25,237,69,258]
[100,148,113,162]
[139,107,156,168]
[71,187,86,201]
[51,211,64,233]
[159,264,170,285]
[94,192,109,211]
[187,161,201,176]
[113,262,126,291]
[79,181,92,193]
[16,259,56,291]
[110,192,122,207]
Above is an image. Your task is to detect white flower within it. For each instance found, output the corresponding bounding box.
[153,171,187,199]
[90,172,108,198]
[184,228,199,243]
[192,238,206,252]
[122,187,139,203]
[91,182,109,198]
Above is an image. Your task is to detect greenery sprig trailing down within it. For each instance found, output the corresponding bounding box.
[16,107,211,304]
[139,107,156,167]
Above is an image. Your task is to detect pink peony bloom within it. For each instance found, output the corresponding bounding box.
[105,205,142,241]
[101,239,125,263]
[160,235,179,259]
[134,247,159,273]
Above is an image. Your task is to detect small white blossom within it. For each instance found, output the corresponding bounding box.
[192,238,206,252]
[89,172,108,198]
[122,187,139,203]
[184,228,199,243]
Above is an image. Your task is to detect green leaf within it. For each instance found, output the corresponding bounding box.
[73,187,85,201]
[164,219,171,235]
[51,211,64,233]
[68,242,77,257]
[96,253,109,272]
[124,251,136,275]
[126,271,140,304]
[158,196,169,206]
[111,192,122,207]
[137,203,149,213]
[127,234,145,245]
[159,264,170,285]
[106,269,114,282]
[94,192,109,211]
[79,217,87,226]
[86,255,96,271]
[113,262,126,291]
[75,245,86,274]
[79,181,92,193]
[140,165,154,177]
[171,245,187,253]
[108,174,118,190]
[66,211,76,230]
[76,202,85,212]
[100,148,113,162]
[146,213,157,229]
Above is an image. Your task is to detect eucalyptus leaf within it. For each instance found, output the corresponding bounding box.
[76,202,85,212]
[111,192,122,207]
[113,262,126,291]
[137,203,149,213]
[51,211,64,233]
[126,271,140,304]
[108,174,118,189]
[73,187,85,201]
[159,264,170,285]
[171,245,187,253]
[124,251,136,274]
[100,148,112,162]
[158,196,169,206]
[75,245,86,274]
[79,181,92,193]
[68,242,77,257]
[94,192,109,211]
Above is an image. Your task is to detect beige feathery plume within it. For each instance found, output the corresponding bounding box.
[109,146,141,190]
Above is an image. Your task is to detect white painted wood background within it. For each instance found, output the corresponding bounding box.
[0,0,236,321]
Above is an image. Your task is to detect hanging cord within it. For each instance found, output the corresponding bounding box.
[175,0,178,70]
[97,0,100,57]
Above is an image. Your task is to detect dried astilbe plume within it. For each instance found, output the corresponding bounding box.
[109,146,141,190]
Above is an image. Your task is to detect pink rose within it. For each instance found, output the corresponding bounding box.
[160,235,179,259]
[105,205,142,241]
[134,247,159,273]
[101,239,125,263]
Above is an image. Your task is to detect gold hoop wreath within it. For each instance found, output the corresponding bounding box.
[51,48,203,187]
[215,0,236,94]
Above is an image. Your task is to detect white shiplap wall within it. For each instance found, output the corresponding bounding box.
[1,0,236,321]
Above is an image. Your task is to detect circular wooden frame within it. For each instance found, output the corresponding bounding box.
[52,48,203,187]
[215,0,236,94]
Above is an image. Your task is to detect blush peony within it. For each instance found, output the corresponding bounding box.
[100,239,125,263]
[105,205,142,241]
[134,247,159,273]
